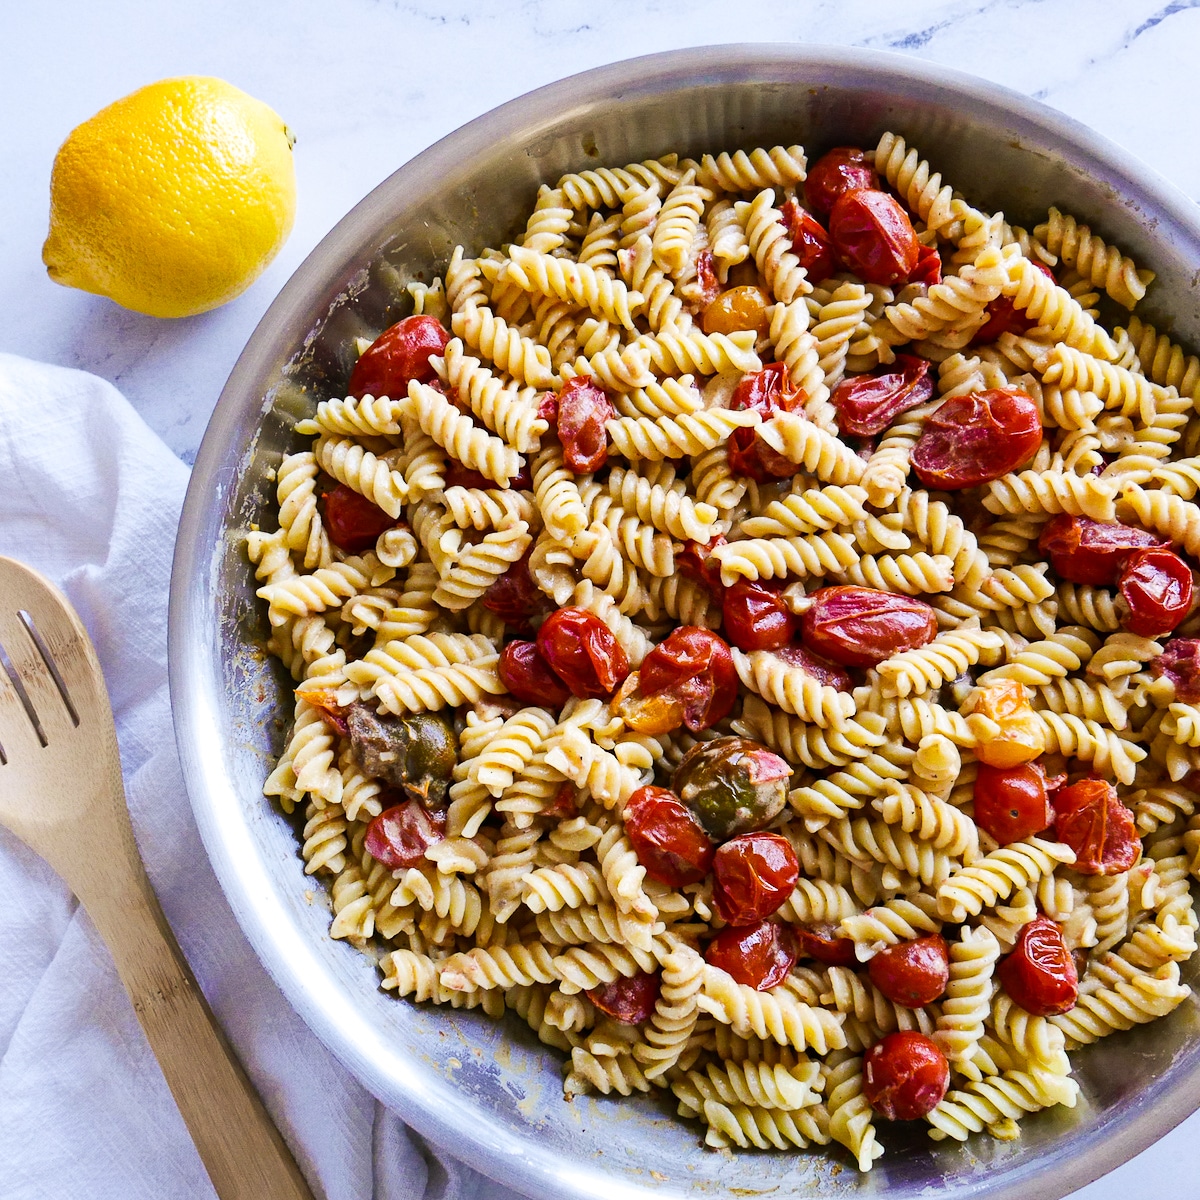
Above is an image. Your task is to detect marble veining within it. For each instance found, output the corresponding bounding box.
[2,3,1200,1195]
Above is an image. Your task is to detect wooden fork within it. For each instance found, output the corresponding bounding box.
[0,556,313,1200]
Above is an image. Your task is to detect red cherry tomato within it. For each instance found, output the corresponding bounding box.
[586,970,661,1024]
[498,640,572,708]
[678,534,728,597]
[775,644,852,691]
[911,388,1042,490]
[863,1031,950,1121]
[795,922,858,967]
[805,146,879,218]
[624,785,715,887]
[829,189,920,286]
[693,249,721,308]
[801,586,937,668]
[727,362,804,483]
[320,483,397,553]
[834,355,934,437]
[543,782,580,819]
[1037,514,1165,587]
[1153,638,1200,702]
[482,547,546,630]
[444,460,531,490]
[712,832,799,926]
[722,580,797,652]
[780,198,836,283]
[364,801,446,870]
[997,917,1078,1016]
[867,934,950,1007]
[971,261,1057,346]
[639,628,739,732]
[536,607,630,699]
[706,920,799,990]
[973,762,1061,845]
[1119,547,1194,637]
[908,241,942,287]
[348,315,449,399]
[554,376,613,473]
[1052,778,1139,876]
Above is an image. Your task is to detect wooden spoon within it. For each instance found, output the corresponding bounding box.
[0,556,314,1200]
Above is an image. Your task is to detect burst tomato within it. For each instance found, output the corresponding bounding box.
[1038,514,1164,587]
[702,286,773,336]
[801,586,937,668]
[537,607,629,699]
[321,483,397,553]
[997,917,1078,1016]
[498,640,572,708]
[623,785,715,887]
[348,315,449,398]
[806,146,879,218]
[868,935,950,1007]
[711,832,799,926]
[364,801,446,870]
[627,627,738,732]
[586,971,661,1024]
[780,197,836,283]
[973,762,1060,844]
[1119,547,1194,637]
[834,355,934,437]
[722,579,797,652]
[911,388,1042,489]
[863,1032,950,1121]
[727,363,803,481]
[795,923,858,967]
[555,376,613,473]
[482,547,546,629]
[1153,638,1200,702]
[1052,778,1139,875]
[829,189,920,286]
[705,920,799,990]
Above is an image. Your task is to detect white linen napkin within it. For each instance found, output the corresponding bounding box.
[0,352,524,1200]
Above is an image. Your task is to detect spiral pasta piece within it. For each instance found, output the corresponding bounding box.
[937,838,1076,922]
[874,132,967,239]
[314,435,408,518]
[557,156,681,209]
[606,408,759,460]
[934,926,1001,1076]
[926,1068,1079,1142]
[732,648,856,728]
[877,626,1004,697]
[1034,207,1153,310]
[1002,254,1117,361]
[757,413,867,484]
[713,531,859,585]
[982,469,1116,521]
[699,966,847,1053]
[736,189,811,303]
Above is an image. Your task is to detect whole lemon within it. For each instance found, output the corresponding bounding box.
[43,77,296,318]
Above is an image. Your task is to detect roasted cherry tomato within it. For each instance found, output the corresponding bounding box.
[537,606,630,699]
[1038,514,1165,587]
[702,285,773,336]
[997,917,1078,1016]
[498,639,572,708]
[973,762,1061,845]
[706,920,799,990]
[805,146,879,218]
[543,782,580,819]
[971,260,1057,345]
[968,680,1046,768]
[674,737,792,841]
[555,376,613,473]
[829,189,920,286]
[364,801,446,870]
[1153,638,1200,702]
[692,249,721,308]
[727,362,803,481]
[444,460,532,490]
[801,586,937,668]
[780,197,836,283]
[911,388,1042,489]
[345,707,457,805]
[586,970,661,1024]
[1120,547,1194,637]
[320,483,397,553]
[1052,778,1139,875]
[482,547,546,630]
[712,832,799,926]
[775,644,853,691]
[863,1031,950,1121]
[795,923,858,967]
[722,579,797,652]
[348,315,449,399]
[908,241,942,287]
[624,785,715,887]
[627,627,739,732]
[834,355,934,437]
[868,935,950,1008]
[678,534,728,597]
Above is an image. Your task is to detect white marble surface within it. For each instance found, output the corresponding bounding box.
[3,0,1200,1195]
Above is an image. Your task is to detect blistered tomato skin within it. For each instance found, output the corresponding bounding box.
[1052,778,1139,875]
[498,640,572,708]
[364,801,446,870]
[722,579,797,651]
[863,1032,950,1121]
[780,198,836,283]
[997,917,1078,1016]
[586,971,661,1024]
[972,260,1056,346]
[801,586,937,668]
[775,644,853,691]
[908,242,942,287]
[624,786,715,887]
[969,680,1047,769]
[673,737,792,841]
[805,147,879,218]
[702,286,773,336]
[637,627,739,732]
[678,535,728,596]
[712,832,800,926]
[706,920,799,990]
[829,189,920,286]
[911,388,1042,490]
[727,362,803,481]
[1153,638,1200,702]
[482,548,546,629]
[835,355,934,437]
[1119,547,1194,637]
[1038,514,1164,587]
[321,483,398,554]
[536,607,630,699]
[347,315,449,399]
[795,923,858,967]
[556,376,613,473]
[868,935,951,1007]
[973,762,1058,844]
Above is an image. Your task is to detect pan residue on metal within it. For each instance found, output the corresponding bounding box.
[170,45,1200,1200]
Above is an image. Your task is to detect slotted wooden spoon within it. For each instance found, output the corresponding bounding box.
[0,556,313,1200]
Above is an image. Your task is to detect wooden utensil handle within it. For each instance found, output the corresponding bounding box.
[86,870,315,1200]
